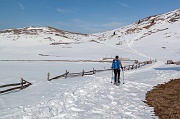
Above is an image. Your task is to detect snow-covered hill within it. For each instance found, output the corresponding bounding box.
[0,9,179,61]
[0,26,87,44]
[89,9,180,62]
[93,9,180,42]
[0,9,180,119]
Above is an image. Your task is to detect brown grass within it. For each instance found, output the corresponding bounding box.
[144,78,180,119]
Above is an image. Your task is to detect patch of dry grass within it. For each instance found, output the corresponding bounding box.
[144,78,180,119]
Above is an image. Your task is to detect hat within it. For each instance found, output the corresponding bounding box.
[115,56,119,59]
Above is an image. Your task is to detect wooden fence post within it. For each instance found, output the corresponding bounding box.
[82,69,85,76]
[132,65,134,70]
[135,65,137,69]
[135,60,138,64]
[65,70,68,78]
[20,78,24,89]
[127,65,130,70]
[47,72,50,81]
[138,63,140,68]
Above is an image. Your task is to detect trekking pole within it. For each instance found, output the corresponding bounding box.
[123,69,125,84]
[111,69,113,83]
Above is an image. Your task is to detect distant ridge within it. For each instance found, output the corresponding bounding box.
[92,8,180,44]
[0,26,87,36]
[1,9,179,36]
[0,9,179,45]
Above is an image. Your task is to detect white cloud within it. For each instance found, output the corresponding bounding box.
[17,2,25,10]
[72,19,123,33]
[117,2,129,7]
[56,21,70,26]
[102,22,122,29]
[71,18,84,24]
[56,8,73,13]
[56,18,123,34]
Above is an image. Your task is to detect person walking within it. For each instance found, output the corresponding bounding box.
[111,56,123,84]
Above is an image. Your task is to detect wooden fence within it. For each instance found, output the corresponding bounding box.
[0,59,156,94]
[167,60,180,65]
[47,68,112,81]
[48,59,156,81]
[123,60,156,70]
[0,78,32,94]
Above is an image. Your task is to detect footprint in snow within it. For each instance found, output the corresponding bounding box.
[71,107,85,112]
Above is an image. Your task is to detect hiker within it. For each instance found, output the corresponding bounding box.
[111,55,123,84]
[113,31,116,35]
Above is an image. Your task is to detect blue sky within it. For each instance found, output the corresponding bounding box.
[0,0,180,34]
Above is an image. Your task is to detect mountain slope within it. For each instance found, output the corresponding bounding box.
[88,9,180,62]
[0,26,87,44]
[92,9,180,44]
[0,9,179,61]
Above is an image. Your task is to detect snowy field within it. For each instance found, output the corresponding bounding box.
[1,61,180,119]
[0,9,180,119]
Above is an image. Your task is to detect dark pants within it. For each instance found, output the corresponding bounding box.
[114,69,120,83]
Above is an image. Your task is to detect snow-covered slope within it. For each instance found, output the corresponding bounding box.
[0,26,89,60]
[88,9,180,62]
[1,9,179,61]
[0,26,87,42]
[92,9,180,42]
[0,9,180,119]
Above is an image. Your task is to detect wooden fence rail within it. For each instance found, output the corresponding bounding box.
[167,60,180,65]
[48,68,113,81]
[0,81,26,88]
[0,78,32,94]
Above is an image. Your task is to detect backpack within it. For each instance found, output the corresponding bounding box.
[112,59,120,69]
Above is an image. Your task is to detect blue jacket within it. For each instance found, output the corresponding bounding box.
[112,59,121,69]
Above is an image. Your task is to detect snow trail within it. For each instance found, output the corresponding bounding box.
[1,60,180,119]
[9,62,176,119]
